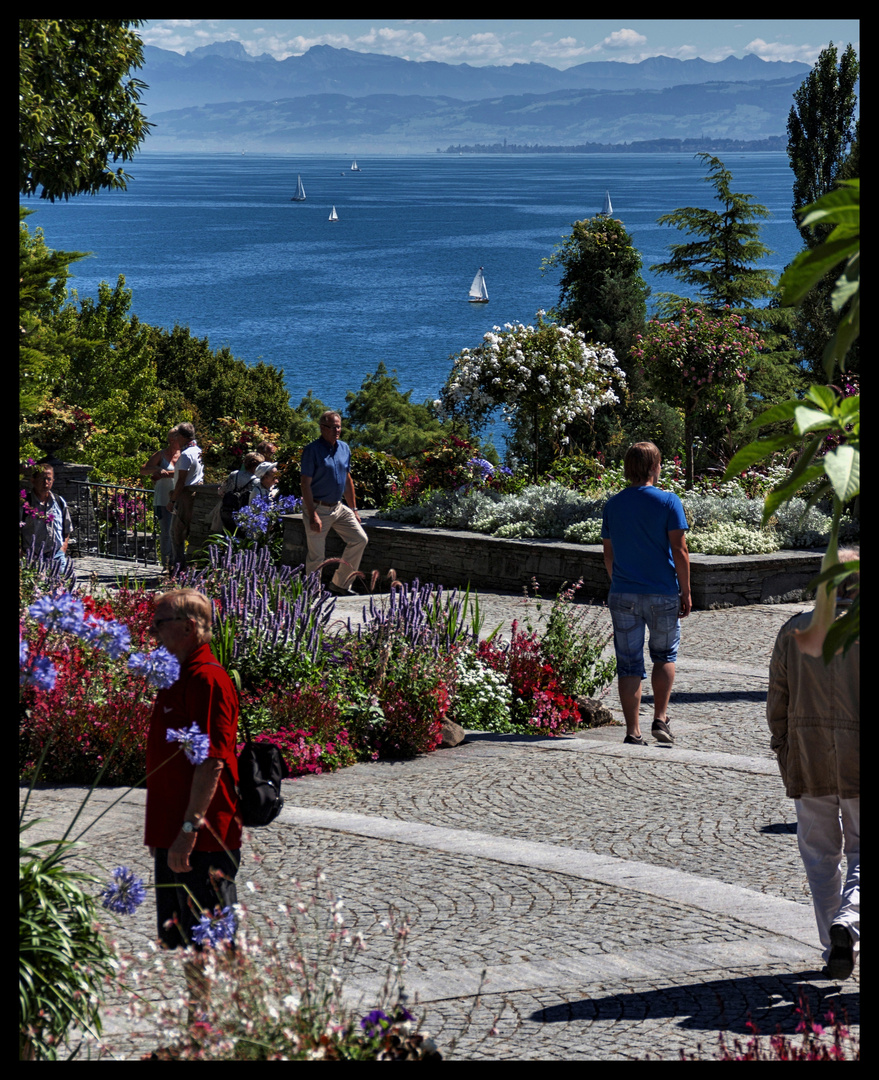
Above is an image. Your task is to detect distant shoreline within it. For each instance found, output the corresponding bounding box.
[442,136,786,155]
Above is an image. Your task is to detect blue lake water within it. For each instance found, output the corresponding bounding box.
[21,152,804,446]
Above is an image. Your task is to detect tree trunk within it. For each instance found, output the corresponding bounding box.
[684,410,695,490]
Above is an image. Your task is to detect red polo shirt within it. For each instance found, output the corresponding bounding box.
[144,642,241,852]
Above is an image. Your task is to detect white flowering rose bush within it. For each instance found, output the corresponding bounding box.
[439,312,625,478]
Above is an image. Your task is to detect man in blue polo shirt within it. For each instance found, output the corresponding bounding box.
[601,441,691,747]
[300,410,368,595]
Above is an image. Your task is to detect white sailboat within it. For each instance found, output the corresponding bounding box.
[600,190,613,216]
[468,267,489,303]
[291,175,306,201]
[328,205,339,222]
[350,159,361,171]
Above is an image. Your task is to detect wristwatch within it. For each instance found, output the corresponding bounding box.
[181,818,200,834]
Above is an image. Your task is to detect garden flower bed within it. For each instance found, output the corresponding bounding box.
[19,543,617,790]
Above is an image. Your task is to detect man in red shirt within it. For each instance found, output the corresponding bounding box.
[145,588,241,950]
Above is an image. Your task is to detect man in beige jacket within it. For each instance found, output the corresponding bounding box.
[766,550,859,981]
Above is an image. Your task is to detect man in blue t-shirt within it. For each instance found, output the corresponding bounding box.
[300,411,368,595]
[601,442,691,746]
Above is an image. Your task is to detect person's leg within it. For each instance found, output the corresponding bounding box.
[303,505,329,577]
[835,796,860,950]
[646,595,682,742]
[608,594,647,741]
[795,795,845,962]
[617,676,644,738]
[327,503,368,589]
[651,661,676,720]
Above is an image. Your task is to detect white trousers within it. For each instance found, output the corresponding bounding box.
[795,795,859,962]
[304,502,368,588]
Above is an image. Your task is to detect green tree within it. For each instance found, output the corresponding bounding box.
[632,304,764,489]
[148,324,295,442]
[54,277,173,481]
[787,43,859,248]
[542,215,650,361]
[651,153,803,413]
[19,19,152,202]
[19,208,86,420]
[785,43,859,380]
[650,154,777,315]
[344,363,453,459]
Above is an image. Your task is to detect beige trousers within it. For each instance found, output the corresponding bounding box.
[304,502,368,588]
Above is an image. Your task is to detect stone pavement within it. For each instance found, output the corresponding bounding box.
[20,580,859,1061]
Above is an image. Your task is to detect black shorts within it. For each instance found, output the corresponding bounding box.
[153,847,240,950]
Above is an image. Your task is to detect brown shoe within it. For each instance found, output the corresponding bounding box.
[652,718,675,744]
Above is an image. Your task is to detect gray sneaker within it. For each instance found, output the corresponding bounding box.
[624,734,649,746]
[651,719,675,744]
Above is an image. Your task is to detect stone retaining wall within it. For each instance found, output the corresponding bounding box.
[282,510,823,609]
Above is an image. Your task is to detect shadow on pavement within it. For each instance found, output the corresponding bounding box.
[529,972,859,1038]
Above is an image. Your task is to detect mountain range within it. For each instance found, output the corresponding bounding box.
[139,43,812,153]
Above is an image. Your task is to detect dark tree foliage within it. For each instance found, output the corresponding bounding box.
[650,154,776,315]
[543,215,650,362]
[148,325,294,441]
[20,19,152,201]
[19,208,87,414]
[787,42,859,248]
[785,43,859,379]
[344,363,452,459]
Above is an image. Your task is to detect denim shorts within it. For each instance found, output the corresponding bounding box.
[609,592,681,679]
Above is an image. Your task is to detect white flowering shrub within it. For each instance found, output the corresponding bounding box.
[564,519,603,544]
[471,482,603,538]
[440,313,625,478]
[451,651,514,732]
[687,523,782,555]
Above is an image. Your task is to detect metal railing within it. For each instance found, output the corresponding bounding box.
[71,481,160,566]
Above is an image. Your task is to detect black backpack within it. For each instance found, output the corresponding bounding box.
[220,472,253,531]
[235,710,286,828]
[200,662,286,828]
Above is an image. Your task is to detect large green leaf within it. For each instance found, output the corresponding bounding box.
[723,432,800,480]
[822,444,859,503]
[780,236,859,307]
[794,405,836,435]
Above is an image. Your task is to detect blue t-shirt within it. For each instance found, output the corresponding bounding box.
[601,485,688,596]
[300,437,351,502]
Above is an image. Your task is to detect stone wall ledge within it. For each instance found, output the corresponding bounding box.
[282,510,824,610]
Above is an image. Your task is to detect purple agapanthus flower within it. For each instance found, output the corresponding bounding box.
[468,457,495,482]
[19,653,57,692]
[166,722,211,765]
[27,593,87,635]
[191,905,236,947]
[128,647,180,688]
[82,617,131,659]
[100,865,147,915]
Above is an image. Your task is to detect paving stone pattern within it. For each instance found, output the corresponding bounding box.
[22,575,858,1060]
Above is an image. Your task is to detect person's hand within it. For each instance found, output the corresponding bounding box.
[309,512,322,533]
[168,828,197,873]
[679,591,692,618]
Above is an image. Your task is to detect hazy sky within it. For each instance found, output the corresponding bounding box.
[142,19,859,68]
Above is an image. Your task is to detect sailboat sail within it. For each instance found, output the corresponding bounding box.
[468,267,489,303]
[601,190,613,215]
[291,175,306,201]
[329,205,339,221]
[350,159,361,171]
